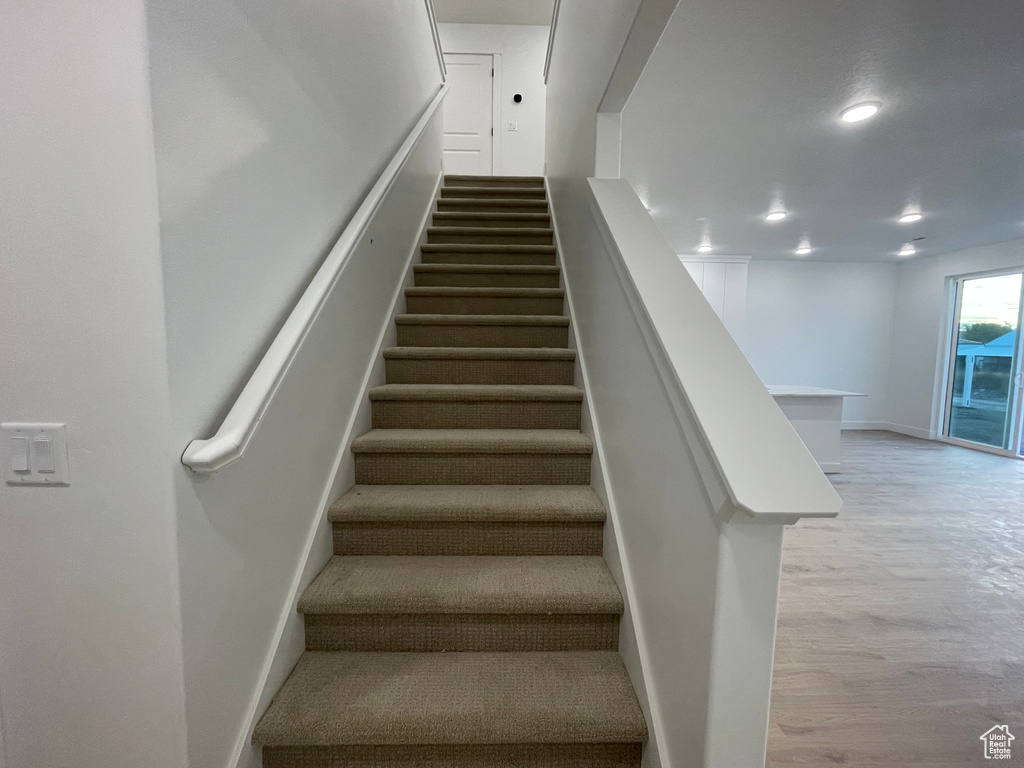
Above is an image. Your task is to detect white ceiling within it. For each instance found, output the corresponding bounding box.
[621,0,1024,261]
[432,0,555,26]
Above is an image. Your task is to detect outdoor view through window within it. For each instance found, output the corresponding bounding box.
[947,272,1023,450]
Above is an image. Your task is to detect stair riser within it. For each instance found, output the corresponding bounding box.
[441,187,547,199]
[332,521,603,556]
[437,201,549,215]
[445,177,545,189]
[385,358,575,385]
[396,324,569,348]
[428,230,553,246]
[304,614,619,652]
[420,251,557,266]
[405,295,564,315]
[371,400,581,429]
[262,743,642,768]
[354,454,591,485]
[433,216,551,229]
[414,272,560,288]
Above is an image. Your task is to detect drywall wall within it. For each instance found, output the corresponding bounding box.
[433,0,555,26]
[148,0,442,445]
[545,0,642,180]
[886,238,1024,437]
[145,2,444,766]
[737,260,898,425]
[438,23,548,176]
[0,1,190,766]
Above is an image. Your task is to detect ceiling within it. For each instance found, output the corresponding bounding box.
[432,0,555,26]
[621,0,1024,261]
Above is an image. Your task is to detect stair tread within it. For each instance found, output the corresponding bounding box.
[421,243,555,253]
[415,263,559,274]
[383,346,575,360]
[445,175,545,183]
[395,314,568,326]
[439,197,549,206]
[427,226,553,235]
[369,384,582,402]
[351,429,593,454]
[299,555,622,615]
[329,485,605,523]
[406,286,563,297]
[252,650,647,746]
[434,211,550,221]
[441,188,547,198]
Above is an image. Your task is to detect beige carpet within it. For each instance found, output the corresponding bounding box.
[253,175,647,767]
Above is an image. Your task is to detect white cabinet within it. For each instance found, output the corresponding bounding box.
[679,255,749,335]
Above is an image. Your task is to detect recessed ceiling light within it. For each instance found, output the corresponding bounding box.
[695,217,712,254]
[898,204,923,224]
[840,101,881,123]
[897,243,916,257]
[795,236,812,255]
[765,210,787,222]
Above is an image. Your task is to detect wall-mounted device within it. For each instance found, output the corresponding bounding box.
[513,94,522,104]
[3,423,70,485]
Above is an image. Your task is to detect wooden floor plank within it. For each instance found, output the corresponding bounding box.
[768,431,1024,767]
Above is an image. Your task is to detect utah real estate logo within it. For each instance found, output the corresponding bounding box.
[980,725,1014,760]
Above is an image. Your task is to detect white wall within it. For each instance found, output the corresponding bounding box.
[0,1,190,766]
[149,0,441,448]
[433,0,555,26]
[736,261,898,425]
[886,238,1024,437]
[145,2,444,766]
[545,0,642,181]
[438,23,548,176]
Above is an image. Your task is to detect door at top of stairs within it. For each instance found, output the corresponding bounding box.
[443,53,494,176]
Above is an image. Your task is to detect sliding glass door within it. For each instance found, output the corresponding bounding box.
[944,270,1024,454]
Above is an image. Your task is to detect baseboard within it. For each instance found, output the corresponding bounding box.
[841,420,890,431]
[229,170,443,768]
[882,422,933,440]
[842,421,932,440]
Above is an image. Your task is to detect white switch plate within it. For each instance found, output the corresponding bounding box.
[2,423,70,486]
[508,120,518,132]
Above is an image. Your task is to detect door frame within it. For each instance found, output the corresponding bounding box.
[937,265,1024,458]
[442,51,502,175]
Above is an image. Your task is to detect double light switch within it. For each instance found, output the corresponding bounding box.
[3,423,69,485]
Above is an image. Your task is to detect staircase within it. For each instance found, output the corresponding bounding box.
[252,176,648,768]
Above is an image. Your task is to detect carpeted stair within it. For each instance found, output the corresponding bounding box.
[253,175,647,768]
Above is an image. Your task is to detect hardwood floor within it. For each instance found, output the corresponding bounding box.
[767,431,1024,767]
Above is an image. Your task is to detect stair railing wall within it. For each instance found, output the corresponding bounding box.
[548,176,841,768]
[175,86,447,768]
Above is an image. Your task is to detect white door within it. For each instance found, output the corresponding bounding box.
[442,53,494,175]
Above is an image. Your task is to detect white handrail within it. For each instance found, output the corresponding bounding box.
[586,178,841,522]
[543,0,562,84]
[182,84,449,473]
[424,0,447,81]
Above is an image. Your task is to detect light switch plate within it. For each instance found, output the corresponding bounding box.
[508,120,518,132]
[2,423,70,486]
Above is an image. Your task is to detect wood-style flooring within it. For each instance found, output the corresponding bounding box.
[767,431,1024,767]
